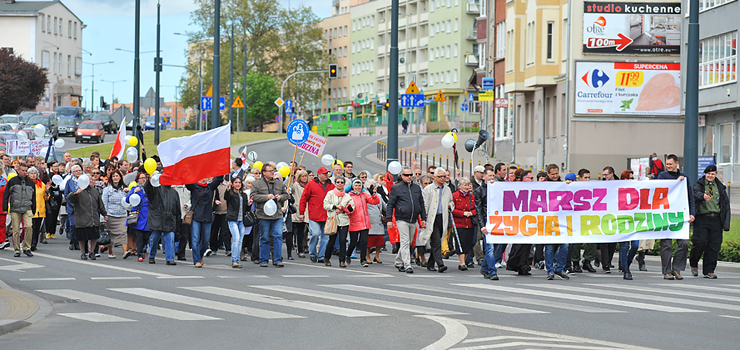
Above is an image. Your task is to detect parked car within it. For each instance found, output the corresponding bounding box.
[82,113,93,121]
[0,115,21,130]
[58,117,79,136]
[92,112,117,133]
[75,121,105,143]
[0,124,13,131]
[0,132,19,152]
[54,106,84,120]
[23,115,58,140]
[19,111,38,124]
[144,116,165,130]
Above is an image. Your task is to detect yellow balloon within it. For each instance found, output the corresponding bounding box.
[446,132,457,144]
[144,158,157,174]
[334,160,344,168]
[7,173,17,181]
[128,136,139,147]
[129,181,137,190]
[279,166,290,178]
[253,161,263,171]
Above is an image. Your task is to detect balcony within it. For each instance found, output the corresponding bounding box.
[466,2,480,15]
[419,12,429,23]
[419,36,428,47]
[377,20,387,33]
[464,53,479,66]
[466,28,477,41]
[377,45,387,56]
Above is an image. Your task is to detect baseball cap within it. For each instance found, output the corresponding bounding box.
[565,173,577,181]
[317,167,330,174]
[474,165,485,173]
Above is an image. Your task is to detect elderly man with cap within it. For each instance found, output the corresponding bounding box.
[690,165,730,279]
[299,166,335,263]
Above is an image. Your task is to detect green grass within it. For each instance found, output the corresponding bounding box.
[67,130,280,158]
[726,217,740,241]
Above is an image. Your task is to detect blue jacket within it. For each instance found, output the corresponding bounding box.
[64,175,78,226]
[126,185,150,231]
[657,170,696,216]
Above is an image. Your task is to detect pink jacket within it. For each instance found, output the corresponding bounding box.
[347,191,380,232]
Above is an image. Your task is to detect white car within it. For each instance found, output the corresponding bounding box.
[0,115,21,130]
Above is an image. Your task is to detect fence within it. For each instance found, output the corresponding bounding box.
[376,141,484,178]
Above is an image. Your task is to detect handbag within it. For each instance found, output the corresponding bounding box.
[324,214,338,235]
[126,211,139,226]
[184,186,207,225]
[97,229,111,246]
[243,210,257,227]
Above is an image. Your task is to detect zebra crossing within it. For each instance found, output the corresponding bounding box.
[35,280,740,324]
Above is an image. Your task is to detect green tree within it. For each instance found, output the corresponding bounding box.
[0,50,48,114]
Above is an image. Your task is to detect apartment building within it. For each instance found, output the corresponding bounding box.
[506,0,683,173]
[0,0,84,111]
[348,0,383,130]
[319,1,352,115]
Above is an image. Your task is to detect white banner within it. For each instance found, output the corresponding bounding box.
[297,131,327,158]
[7,140,48,157]
[485,180,689,244]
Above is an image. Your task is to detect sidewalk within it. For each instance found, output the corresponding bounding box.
[0,278,51,336]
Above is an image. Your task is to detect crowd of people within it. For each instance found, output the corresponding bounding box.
[0,148,729,281]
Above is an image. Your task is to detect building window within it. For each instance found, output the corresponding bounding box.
[453,69,458,83]
[454,44,458,57]
[700,0,734,11]
[41,14,45,32]
[446,45,450,58]
[47,15,51,33]
[58,17,62,35]
[496,22,505,59]
[344,26,348,36]
[68,20,72,38]
[53,17,57,34]
[67,55,71,77]
[75,56,82,75]
[42,51,49,68]
[700,31,738,88]
[719,123,733,163]
[447,20,452,33]
[431,0,435,12]
[53,52,57,74]
[454,19,458,32]
[546,21,554,61]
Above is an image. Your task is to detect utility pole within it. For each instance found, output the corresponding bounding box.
[212,0,221,130]
[133,0,141,154]
[387,0,399,167]
[684,0,700,180]
[229,23,234,133]
[243,36,248,132]
[154,1,162,145]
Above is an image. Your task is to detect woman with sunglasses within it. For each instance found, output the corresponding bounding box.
[126,171,151,262]
[347,178,380,267]
[322,177,353,267]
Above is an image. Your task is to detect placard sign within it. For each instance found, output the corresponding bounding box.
[7,140,48,156]
[297,131,327,158]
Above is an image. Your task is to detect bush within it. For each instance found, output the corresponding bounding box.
[646,237,740,263]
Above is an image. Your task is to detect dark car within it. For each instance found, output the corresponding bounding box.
[92,112,117,133]
[144,116,165,130]
[23,115,59,140]
[58,117,79,136]
[75,121,105,143]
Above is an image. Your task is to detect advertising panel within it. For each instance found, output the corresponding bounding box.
[575,61,681,116]
[583,2,682,54]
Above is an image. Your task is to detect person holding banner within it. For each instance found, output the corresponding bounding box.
[475,168,498,280]
[690,165,730,279]
[569,169,598,274]
[387,166,427,274]
[543,164,570,281]
[420,168,453,273]
[505,171,534,276]
[617,170,640,280]
[657,154,695,280]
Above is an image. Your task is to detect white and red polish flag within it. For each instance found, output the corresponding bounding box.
[109,117,127,160]
[157,124,231,186]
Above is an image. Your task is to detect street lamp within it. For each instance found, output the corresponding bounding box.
[100,79,126,112]
[115,48,159,54]
[83,61,114,113]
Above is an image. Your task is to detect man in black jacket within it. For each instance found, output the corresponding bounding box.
[475,168,499,280]
[185,176,224,267]
[690,165,730,279]
[3,164,36,257]
[144,178,181,265]
[387,166,427,273]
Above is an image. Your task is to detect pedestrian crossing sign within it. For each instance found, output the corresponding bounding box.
[405,81,421,95]
[231,96,244,109]
[205,84,213,97]
[434,90,447,102]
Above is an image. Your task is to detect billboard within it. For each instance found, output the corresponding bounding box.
[583,2,682,54]
[574,61,681,116]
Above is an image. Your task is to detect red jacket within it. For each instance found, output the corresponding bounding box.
[299,178,335,222]
[348,191,380,232]
[451,190,476,228]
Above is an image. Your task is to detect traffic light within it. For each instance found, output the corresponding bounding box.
[154,57,162,72]
[100,96,108,110]
[329,64,338,79]
[383,101,390,110]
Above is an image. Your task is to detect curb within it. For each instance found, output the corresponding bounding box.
[230,136,283,156]
[0,278,52,337]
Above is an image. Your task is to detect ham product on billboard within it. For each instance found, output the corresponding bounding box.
[575,61,681,116]
[583,2,682,54]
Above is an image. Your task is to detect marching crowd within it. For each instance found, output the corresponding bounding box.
[0,148,730,281]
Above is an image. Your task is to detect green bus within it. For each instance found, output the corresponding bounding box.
[313,112,349,137]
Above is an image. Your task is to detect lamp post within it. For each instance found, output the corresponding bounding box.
[212,0,221,130]
[387,0,400,167]
[100,79,126,112]
[154,0,162,145]
[83,61,114,113]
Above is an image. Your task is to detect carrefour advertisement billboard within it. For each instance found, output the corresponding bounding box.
[574,61,681,116]
[583,2,682,54]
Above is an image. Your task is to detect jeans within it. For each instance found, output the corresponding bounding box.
[191,220,212,264]
[228,221,246,264]
[494,244,506,264]
[619,240,639,270]
[259,218,284,264]
[308,220,329,260]
[149,230,175,262]
[545,243,569,274]
[480,242,498,275]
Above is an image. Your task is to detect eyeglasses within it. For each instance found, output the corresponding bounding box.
[401,173,413,177]
[335,182,345,185]
[263,169,275,173]
[415,173,421,176]
[92,172,100,175]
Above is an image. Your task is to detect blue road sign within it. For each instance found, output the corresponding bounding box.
[469,93,474,101]
[218,97,225,111]
[285,100,293,113]
[201,97,212,110]
[275,115,280,122]
[461,103,468,112]
[400,94,424,108]
[287,119,309,146]
[291,112,297,120]
[201,113,206,120]
[482,78,494,90]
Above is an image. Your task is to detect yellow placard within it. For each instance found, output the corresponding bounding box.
[615,71,644,87]
[434,90,447,102]
[405,81,421,95]
[479,91,494,101]
[231,96,244,108]
[71,100,78,107]
[205,84,213,97]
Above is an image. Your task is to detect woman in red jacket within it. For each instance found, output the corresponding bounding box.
[347,179,380,267]
[451,177,476,271]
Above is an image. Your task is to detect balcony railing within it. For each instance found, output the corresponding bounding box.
[466,2,480,14]
[464,53,479,66]
[466,28,477,41]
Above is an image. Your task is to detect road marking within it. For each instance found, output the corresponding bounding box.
[184,286,386,318]
[527,284,740,312]
[33,252,172,277]
[326,284,545,314]
[658,284,740,294]
[391,284,617,314]
[719,315,740,320]
[37,289,218,321]
[281,275,329,278]
[290,261,393,277]
[19,278,75,281]
[110,288,302,319]
[91,277,142,280]
[455,284,702,313]
[592,283,740,303]
[463,336,575,343]
[217,275,269,279]
[156,276,204,279]
[451,341,625,349]
[252,285,459,315]
[58,312,135,322]
[417,315,468,350]
[0,257,46,272]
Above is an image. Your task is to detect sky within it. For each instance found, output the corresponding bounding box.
[62,0,330,110]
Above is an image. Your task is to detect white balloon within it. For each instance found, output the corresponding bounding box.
[276,162,289,169]
[263,199,277,216]
[120,197,133,210]
[77,174,90,190]
[17,131,28,140]
[441,134,455,149]
[129,193,141,207]
[39,147,49,157]
[125,135,132,142]
[123,172,136,185]
[126,147,138,162]
[52,174,63,186]
[321,154,335,166]
[151,173,161,187]
[34,124,46,138]
[54,138,65,148]
[247,151,258,161]
[388,161,402,175]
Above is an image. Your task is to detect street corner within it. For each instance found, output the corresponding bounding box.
[0,279,52,337]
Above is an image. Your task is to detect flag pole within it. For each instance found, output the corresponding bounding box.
[283,143,299,209]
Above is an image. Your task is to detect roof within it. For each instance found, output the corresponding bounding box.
[0,1,56,13]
